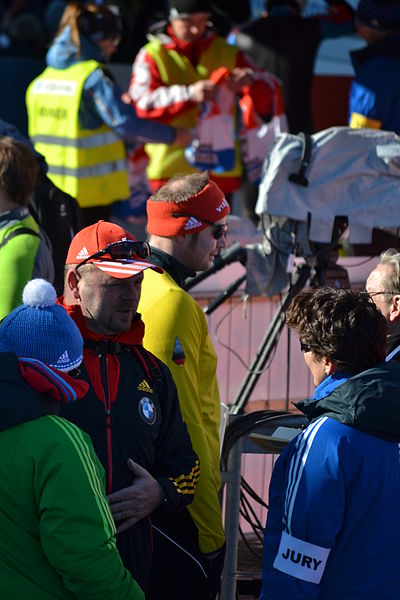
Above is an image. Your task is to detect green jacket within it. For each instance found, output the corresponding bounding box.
[0,207,54,320]
[0,352,143,599]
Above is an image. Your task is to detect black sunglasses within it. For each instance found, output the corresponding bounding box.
[76,240,151,270]
[300,341,311,353]
[172,213,227,240]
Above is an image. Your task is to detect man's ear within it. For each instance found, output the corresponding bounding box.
[66,269,81,300]
[174,234,187,245]
[389,295,400,323]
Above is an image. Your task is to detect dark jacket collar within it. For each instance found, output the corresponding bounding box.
[386,331,400,360]
[296,361,400,442]
[351,32,400,69]
[149,247,195,289]
[0,206,30,226]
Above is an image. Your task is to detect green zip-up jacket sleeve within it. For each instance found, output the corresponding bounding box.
[0,415,144,600]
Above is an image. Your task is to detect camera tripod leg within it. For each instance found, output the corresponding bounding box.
[230,263,311,415]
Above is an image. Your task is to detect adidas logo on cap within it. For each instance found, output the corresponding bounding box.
[184,217,202,231]
[76,247,90,260]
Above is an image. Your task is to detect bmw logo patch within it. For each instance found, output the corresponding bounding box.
[138,397,156,425]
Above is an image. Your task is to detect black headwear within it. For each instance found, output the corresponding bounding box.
[168,0,211,19]
[80,5,122,43]
[356,0,400,31]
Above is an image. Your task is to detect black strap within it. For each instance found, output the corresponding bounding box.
[288,132,312,188]
[0,227,40,250]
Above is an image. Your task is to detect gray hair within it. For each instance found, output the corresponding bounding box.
[378,248,400,294]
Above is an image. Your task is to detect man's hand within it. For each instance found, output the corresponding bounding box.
[226,68,254,93]
[188,79,217,102]
[107,459,165,534]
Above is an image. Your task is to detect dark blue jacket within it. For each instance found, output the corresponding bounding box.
[260,362,400,599]
[349,33,400,134]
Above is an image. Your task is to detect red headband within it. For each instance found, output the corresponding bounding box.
[146,180,230,236]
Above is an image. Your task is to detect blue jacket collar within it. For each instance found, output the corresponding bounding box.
[313,371,352,401]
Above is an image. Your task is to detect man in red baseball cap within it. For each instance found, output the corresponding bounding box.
[59,220,199,594]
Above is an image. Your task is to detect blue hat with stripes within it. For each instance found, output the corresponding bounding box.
[0,279,83,372]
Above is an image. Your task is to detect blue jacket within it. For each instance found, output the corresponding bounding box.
[46,26,175,147]
[349,33,400,134]
[260,362,400,599]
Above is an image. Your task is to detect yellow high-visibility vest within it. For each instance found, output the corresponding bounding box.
[144,37,242,181]
[26,60,129,208]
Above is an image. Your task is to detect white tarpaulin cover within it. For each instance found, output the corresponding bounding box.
[255,127,400,243]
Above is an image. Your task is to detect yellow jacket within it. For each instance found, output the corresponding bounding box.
[139,267,225,554]
[26,60,129,208]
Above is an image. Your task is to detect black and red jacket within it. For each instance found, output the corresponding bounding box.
[59,301,199,592]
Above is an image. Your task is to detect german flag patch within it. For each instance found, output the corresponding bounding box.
[172,336,185,366]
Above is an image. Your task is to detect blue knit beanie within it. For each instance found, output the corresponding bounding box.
[357,0,400,31]
[0,279,83,372]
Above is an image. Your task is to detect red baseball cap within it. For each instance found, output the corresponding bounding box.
[66,221,162,279]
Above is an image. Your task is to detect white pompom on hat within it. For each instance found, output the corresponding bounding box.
[0,279,83,372]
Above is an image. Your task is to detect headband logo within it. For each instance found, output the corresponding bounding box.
[216,197,229,212]
[184,216,202,231]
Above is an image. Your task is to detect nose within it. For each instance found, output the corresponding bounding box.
[217,233,227,249]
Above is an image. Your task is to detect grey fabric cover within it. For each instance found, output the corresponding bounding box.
[256,127,400,244]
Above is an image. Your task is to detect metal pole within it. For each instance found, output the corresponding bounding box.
[220,436,243,600]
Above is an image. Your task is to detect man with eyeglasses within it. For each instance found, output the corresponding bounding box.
[59,220,199,594]
[365,248,400,361]
[138,171,229,600]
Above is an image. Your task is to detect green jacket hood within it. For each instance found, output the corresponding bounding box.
[296,361,400,443]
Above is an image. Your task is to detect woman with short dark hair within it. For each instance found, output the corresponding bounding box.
[260,287,400,599]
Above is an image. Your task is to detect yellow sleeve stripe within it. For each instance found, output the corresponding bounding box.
[349,112,382,130]
[169,460,200,495]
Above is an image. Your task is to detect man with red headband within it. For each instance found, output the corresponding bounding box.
[59,220,199,594]
[138,172,229,600]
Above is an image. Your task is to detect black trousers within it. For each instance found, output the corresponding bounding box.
[147,509,225,600]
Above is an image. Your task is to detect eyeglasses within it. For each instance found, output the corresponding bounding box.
[300,341,311,353]
[172,213,227,240]
[361,289,398,298]
[76,240,151,270]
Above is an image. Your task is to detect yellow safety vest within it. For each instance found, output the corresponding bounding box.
[144,37,242,182]
[26,60,129,208]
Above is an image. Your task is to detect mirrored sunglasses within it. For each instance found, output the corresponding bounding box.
[76,240,151,270]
